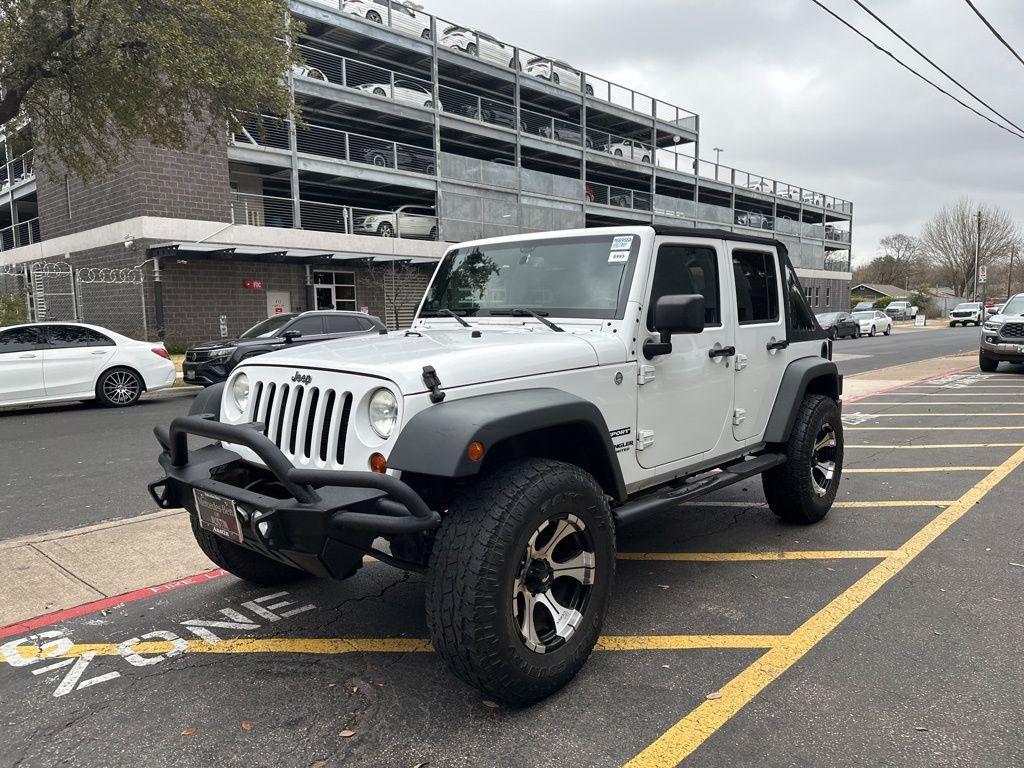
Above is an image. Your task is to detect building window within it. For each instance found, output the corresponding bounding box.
[825,286,831,307]
[814,286,820,307]
[313,271,356,311]
[804,285,813,303]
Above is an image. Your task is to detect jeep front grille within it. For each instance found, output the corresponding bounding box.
[1001,322,1024,338]
[249,381,352,464]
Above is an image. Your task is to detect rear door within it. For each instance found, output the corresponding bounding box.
[636,238,734,468]
[41,325,116,397]
[730,245,786,442]
[324,314,372,338]
[0,326,45,403]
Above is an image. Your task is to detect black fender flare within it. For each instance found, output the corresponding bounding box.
[189,382,225,419]
[763,358,842,444]
[388,388,627,502]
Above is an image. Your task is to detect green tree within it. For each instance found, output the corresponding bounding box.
[0,0,299,178]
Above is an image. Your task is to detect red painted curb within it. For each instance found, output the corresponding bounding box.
[0,569,228,640]
[843,362,977,404]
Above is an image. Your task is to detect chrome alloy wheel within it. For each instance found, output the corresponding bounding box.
[513,514,596,654]
[810,424,838,497]
[103,370,140,404]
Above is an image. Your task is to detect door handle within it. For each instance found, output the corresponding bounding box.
[766,339,789,351]
[17,353,37,359]
[708,346,736,359]
[91,350,107,355]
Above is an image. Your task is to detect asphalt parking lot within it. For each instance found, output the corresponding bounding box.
[3,370,1023,768]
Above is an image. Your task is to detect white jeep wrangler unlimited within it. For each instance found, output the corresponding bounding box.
[151,225,843,704]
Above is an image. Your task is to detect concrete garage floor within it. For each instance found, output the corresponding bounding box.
[2,372,1023,767]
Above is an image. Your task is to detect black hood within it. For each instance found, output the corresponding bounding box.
[188,337,283,352]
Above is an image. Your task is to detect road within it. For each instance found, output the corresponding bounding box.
[0,325,987,541]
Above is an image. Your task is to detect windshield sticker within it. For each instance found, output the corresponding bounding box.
[608,251,630,264]
[611,235,634,251]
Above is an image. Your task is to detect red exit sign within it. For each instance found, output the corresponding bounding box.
[243,279,265,290]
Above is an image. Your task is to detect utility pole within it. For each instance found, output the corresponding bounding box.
[1008,243,1016,299]
[973,209,982,301]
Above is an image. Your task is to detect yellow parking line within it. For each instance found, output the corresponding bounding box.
[843,466,997,473]
[618,550,891,562]
[847,443,1024,449]
[854,402,1024,406]
[847,426,1024,431]
[860,413,1024,417]
[626,444,1024,768]
[9,634,785,662]
[677,500,956,508]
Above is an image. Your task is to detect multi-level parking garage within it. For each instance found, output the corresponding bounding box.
[0,123,38,253]
[229,0,851,290]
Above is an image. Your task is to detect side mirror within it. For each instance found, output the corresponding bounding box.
[281,330,301,344]
[643,294,705,359]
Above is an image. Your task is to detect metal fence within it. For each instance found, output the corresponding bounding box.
[0,150,34,192]
[75,267,148,340]
[586,130,652,164]
[586,182,652,212]
[439,84,518,130]
[295,43,435,110]
[0,263,29,324]
[0,218,41,252]
[231,193,438,239]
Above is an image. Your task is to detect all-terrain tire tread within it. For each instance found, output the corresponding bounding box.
[190,516,306,585]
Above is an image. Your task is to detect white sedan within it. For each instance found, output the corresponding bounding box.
[342,0,432,39]
[852,310,892,337]
[355,79,436,108]
[0,322,176,408]
[358,204,437,239]
[524,57,594,95]
[440,26,516,68]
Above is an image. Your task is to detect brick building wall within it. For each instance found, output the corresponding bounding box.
[35,131,232,241]
[799,276,851,313]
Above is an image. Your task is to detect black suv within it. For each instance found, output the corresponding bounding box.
[183,311,386,386]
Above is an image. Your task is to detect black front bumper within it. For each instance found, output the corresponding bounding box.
[151,415,441,577]
[182,360,230,386]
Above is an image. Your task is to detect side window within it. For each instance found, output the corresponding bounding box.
[646,244,720,331]
[46,325,114,348]
[286,316,325,336]
[325,315,364,333]
[785,263,817,331]
[0,326,44,353]
[732,250,780,324]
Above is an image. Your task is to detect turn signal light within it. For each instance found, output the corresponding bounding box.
[152,347,170,359]
[466,441,486,462]
[369,452,388,473]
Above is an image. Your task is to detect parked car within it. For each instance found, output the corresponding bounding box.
[852,300,876,311]
[439,26,516,68]
[979,293,1024,371]
[852,310,892,337]
[601,140,652,163]
[985,302,1005,318]
[355,79,436,109]
[358,204,437,239]
[292,64,328,83]
[815,311,860,340]
[361,142,435,174]
[524,56,593,95]
[885,300,918,320]
[0,322,175,408]
[342,0,431,39]
[183,311,386,386]
[949,302,983,326]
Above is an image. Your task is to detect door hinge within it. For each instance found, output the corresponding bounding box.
[732,408,747,426]
[636,429,655,450]
[734,353,748,371]
[637,365,656,385]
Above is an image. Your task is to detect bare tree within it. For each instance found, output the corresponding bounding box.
[921,199,1020,299]
[365,260,430,330]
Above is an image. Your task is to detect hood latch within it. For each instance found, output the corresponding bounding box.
[422,365,446,404]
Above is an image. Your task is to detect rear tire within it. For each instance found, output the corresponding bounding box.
[190,516,307,586]
[95,367,143,408]
[763,394,843,525]
[425,458,615,705]
[979,352,999,372]
[884,326,891,336]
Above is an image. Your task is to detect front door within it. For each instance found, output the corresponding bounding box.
[636,239,735,469]
[730,245,787,442]
[0,326,45,403]
[41,325,116,397]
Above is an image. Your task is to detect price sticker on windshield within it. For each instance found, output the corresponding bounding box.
[608,250,630,264]
[611,235,634,251]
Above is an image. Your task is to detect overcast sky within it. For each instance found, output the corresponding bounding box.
[424,0,1024,265]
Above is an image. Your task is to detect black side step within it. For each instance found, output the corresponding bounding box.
[614,453,787,527]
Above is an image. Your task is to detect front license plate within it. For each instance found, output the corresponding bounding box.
[194,489,244,543]
[185,369,195,380]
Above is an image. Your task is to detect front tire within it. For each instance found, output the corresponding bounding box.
[96,367,143,407]
[979,352,999,372]
[763,394,843,524]
[425,458,615,705]
[884,326,891,336]
[190,517,306,586]
[869,325,877,337]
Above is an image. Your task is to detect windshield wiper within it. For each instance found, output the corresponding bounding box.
[420,309,472,328]
[490,308,564,332]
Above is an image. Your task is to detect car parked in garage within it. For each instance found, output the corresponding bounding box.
[852,310,892,337]
[342,0,431,39]
[183,311,387,386]
[355,78,436,108]
[358,204,437,239]
[524,56,593,95]
[439,25,516,68]
[0,322,175,408]
[815,311,860,340]
[949,302,983,326]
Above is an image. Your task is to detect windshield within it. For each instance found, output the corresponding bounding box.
[420,234,638,319]
[954,303,980,311]
[815,313,840,323]
[1000,296,1024,315]
[852,311,873,319]
[240,314,296,338]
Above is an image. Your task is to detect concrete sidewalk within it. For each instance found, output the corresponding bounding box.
[0,352,978,629]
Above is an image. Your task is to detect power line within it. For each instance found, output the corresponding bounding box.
[962,0,1024,69]
[851,0,1024,137]
[808,0,1024,141]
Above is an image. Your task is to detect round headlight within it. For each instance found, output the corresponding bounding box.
[368,388,398,438]
[231,372,250,412]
